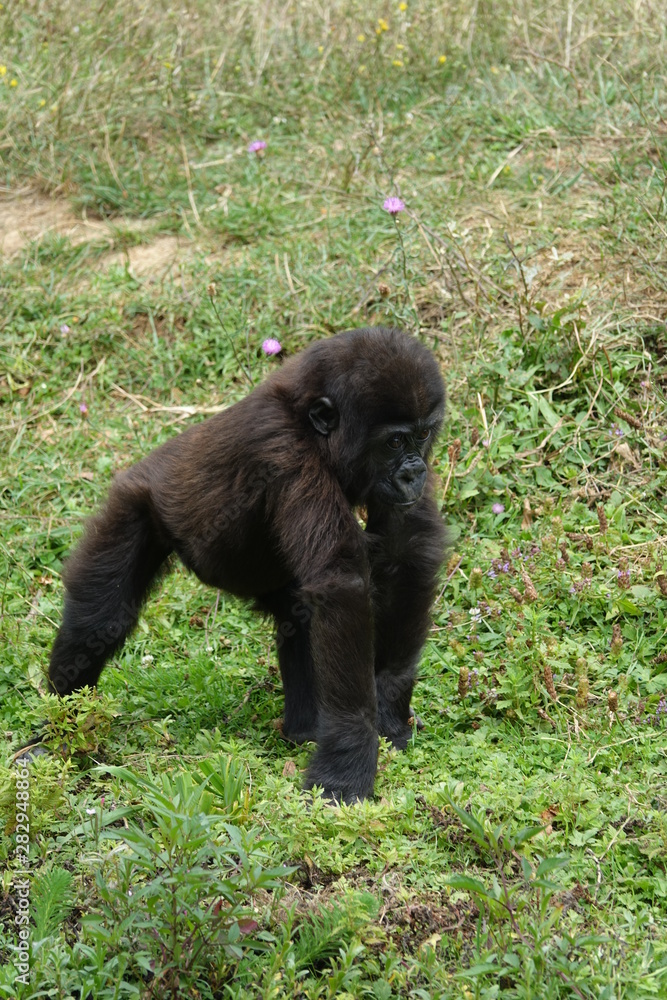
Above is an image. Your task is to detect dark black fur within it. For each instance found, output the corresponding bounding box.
[49,327,446,801]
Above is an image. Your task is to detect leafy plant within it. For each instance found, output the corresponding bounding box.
[445,796,602,997]
[35,688,120,757]
[81,764,291,995]
[31,868,74,941]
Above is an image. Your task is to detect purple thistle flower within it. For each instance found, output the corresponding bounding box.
[383,196,405,215]
[492,502,505,514]
[79,402,88,415]
[60,323,70,334]
[262,338,282,356]
[248,140,267,154]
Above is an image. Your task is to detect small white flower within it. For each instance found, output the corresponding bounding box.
[141,654,154,666]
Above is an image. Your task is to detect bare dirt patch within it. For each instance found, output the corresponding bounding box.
[103,236,189,276]
[0,189,123,255]
[0,189,195,278]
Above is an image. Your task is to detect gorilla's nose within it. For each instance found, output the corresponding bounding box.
[399,467,424,486]
[397,460,427,498]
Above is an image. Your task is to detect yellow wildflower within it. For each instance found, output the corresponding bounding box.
[491,65,499,74]
[318,45,324,53]
[392,59,403,67]
[0,65,6,76]
[399,2,408,9]
[395,43,404,49]
[39,98,46,107]
[377,18,389,31]
[10,78,17,87]
[358,64,366,73]
[438,55,447,64]
[357,34,365,42]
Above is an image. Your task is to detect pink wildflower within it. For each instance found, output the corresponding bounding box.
[383,196,405,215]
[492,502,505,514]
[248,140,267,154]
[262,338,282,356]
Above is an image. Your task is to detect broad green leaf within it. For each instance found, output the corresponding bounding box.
[535,393,559,428]
[536,856,570,877]
[447,875,489,896]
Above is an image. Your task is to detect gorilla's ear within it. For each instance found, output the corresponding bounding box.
[308,397,339,436]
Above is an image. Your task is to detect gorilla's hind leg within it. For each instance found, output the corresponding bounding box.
[48,479,171,695]
[257,586,319,744]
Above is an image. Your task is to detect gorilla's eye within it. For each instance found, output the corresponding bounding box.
[387,433,403,450]
[416,429,430,442]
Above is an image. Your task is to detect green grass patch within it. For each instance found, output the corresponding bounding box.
[1,1,666,997]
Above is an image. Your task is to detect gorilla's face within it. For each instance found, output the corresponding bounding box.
[367,419,438,507]
[308,397,442,510]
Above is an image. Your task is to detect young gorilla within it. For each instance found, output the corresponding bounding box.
[49,326,446,802]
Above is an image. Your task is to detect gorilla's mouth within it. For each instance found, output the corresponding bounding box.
[374,480,425,507]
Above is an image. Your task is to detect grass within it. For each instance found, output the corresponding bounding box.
[1,0,666,996]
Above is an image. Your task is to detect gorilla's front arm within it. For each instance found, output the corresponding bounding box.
[368,490,445,750]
